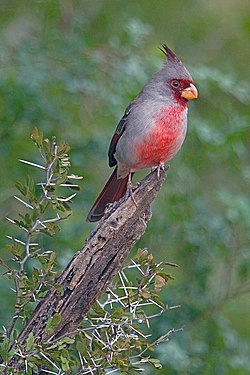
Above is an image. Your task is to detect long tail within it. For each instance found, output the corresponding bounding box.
[86,167,130,222]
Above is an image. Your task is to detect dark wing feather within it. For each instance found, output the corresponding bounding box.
[108,102,133,167]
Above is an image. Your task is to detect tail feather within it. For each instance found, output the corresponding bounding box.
[87,167,129,222]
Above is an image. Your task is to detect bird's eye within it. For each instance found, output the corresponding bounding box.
[171,80,180,88]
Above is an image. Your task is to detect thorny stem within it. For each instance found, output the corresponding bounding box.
[5,139,73,342]
[7,222,45,340]
[6,228,35,340]
[74,260,178,373]
[131,327,183,361]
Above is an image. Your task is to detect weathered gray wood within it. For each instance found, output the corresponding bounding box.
[10,168,167,370]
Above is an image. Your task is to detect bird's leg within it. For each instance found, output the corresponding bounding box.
[125,171,137,206]
[151,162,166,179]
[157,162,166,178]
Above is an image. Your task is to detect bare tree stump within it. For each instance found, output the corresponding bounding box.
[10,168,167,370]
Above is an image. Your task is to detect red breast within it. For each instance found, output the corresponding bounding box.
[130,105,188,170]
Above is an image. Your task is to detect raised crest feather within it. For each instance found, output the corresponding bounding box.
[160,44,182,64]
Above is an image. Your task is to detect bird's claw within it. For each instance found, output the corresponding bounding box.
[125,173,137,207]
[151,163,169,179]
[151,162,166,179]
[157,162,165,178]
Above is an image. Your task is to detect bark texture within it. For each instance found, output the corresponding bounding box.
[10,168,167,370]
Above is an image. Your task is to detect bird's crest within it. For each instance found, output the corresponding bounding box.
[160,43,183,65]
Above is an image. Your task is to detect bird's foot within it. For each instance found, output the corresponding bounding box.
[157,162,166,178]
[125,173,137,207]
[151,162,168,180]
[151,162,167,179]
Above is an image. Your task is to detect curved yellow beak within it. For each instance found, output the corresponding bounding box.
[181,83,198,100]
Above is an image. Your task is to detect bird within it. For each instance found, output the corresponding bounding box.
[87,44,198,222]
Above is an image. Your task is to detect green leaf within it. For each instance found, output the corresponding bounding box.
[44,251,57,274]
[0,339,11,362]
[149,358,162,369]
[61,360,70,372]
[15,181,27,196]
[28,361,39,373]
[26,332,35,352]
[157,270,175,281]
[40,223,60,237]
[5,244,23,258]
[57,143,70,156]
[59,336,75,345]
[45,313,61,335]
[55,171,68,186]
[54,284,64,296]
[60,348,70,371]
[32,267,40,283]
[13,330,18,342]
[135,248,149,264]
[76,337,87,355]
[141,288,151,299]
[32,208,40,221]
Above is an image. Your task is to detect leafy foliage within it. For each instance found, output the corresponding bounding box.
[0,130,82,373]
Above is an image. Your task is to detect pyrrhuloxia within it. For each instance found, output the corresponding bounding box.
[87,44,198,222]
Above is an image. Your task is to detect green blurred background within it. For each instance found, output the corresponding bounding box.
[0,0,250,373]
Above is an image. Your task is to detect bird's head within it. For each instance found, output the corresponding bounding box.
[159,44,198,105]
